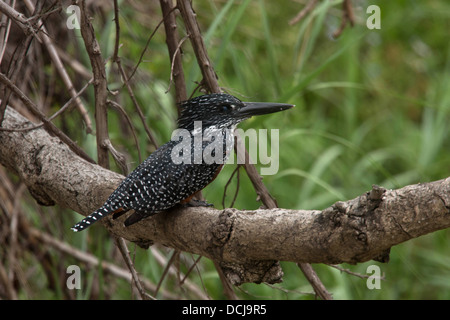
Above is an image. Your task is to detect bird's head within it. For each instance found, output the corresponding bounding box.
[177,93,294,131]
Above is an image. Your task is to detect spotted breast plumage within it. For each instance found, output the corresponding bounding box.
[71,93,293,232]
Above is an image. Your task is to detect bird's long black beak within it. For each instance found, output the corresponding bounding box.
[238,101,294,117]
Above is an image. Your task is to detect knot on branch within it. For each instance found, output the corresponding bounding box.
[220,260,283,286]
[316,185,390,264]
[211,208,236,246]
[209,208,284,285]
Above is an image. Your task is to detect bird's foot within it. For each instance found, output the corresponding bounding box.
[185,199,214,208]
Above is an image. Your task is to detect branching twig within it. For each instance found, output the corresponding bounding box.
[0,78,93,133]
[222,164,241,209]
[111,0,159,149]
[149,247,210,299]
[23,0,93,133]
[0,0,13,65]
[114,237,156,300]
[0,1,37,126]
[0,1,38,36]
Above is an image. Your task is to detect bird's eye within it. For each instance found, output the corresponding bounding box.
[222,104,235,112]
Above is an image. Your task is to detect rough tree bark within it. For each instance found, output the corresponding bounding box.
[1,106,449,285]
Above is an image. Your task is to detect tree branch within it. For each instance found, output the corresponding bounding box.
[2,106,449,285]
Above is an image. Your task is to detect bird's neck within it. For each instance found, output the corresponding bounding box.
[187,123,236,164]
[186,121,236,137]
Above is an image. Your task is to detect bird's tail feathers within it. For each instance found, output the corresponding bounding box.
[71,206,111,232]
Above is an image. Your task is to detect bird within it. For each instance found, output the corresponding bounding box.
[71,93,293,232]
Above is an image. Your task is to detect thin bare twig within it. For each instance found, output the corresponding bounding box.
[234,134,278,208]
[56,47,92,80]
[7,183,26,299]
[114,237,156,300]
[128,12,170,82]
[102,138,128,175]
[115,62,159,149]
[263,282,314,298]
[289,0,318,25]
[107,99,142,164]
[230,165,241,208]
[160,0,188,106]
[154,249,179,296]
[297,263,333,300]
[166,35,190,95]
[333,0,355,38]
[78,0,109,168]
[180,254,203,285]
[328,264,386,280]
[112,0,120,62]
[177,0,220,93]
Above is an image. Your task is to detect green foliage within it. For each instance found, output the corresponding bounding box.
[23,0,450,299]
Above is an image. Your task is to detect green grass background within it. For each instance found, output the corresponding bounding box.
[27,0,450,299]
